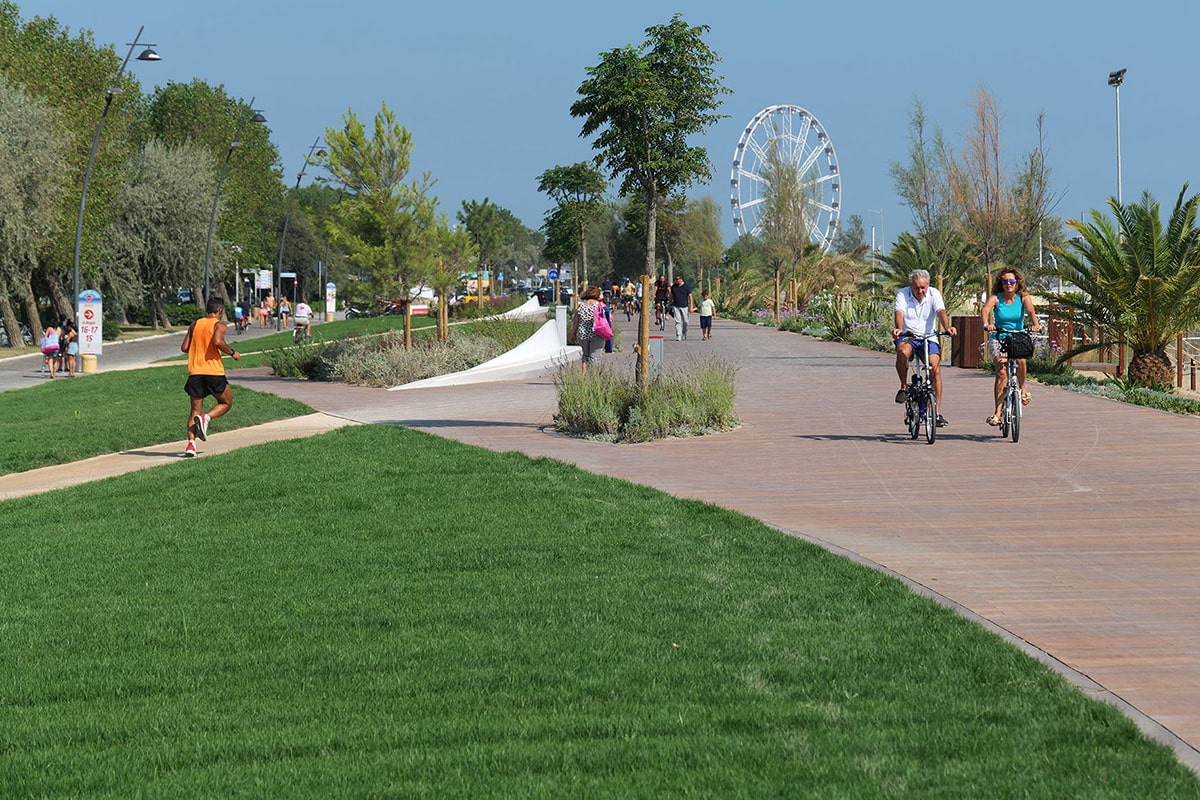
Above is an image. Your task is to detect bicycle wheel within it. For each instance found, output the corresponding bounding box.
[907,395,920,439]
[924,393,937,444]
[1011,389,1021,443]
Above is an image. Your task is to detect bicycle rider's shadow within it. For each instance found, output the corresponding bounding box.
[792,432,996,443]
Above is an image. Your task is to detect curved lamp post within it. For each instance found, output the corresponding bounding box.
[204,98,266,301]
[73,26,160,316]
[274,137,326,329]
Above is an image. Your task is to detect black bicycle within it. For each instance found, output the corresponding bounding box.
[654,299,668,331]
[900,331,949,444]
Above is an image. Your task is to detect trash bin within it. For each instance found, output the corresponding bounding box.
[951,315,983,369]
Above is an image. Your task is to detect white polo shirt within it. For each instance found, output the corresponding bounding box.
[894,285,945,335]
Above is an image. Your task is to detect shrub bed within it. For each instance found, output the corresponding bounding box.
[554,357,739,442]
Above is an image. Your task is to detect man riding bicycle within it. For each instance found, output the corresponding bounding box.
[653,276,670,326]
[293,299,313,339]
[893,269,957,427]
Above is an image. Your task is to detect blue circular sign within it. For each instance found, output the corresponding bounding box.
[547,268,559,281]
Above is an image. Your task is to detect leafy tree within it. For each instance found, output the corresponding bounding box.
[0,74,70,344]
[833,213,867,257]
[0,4,150,318]
[890,90,1059,299]
[145,80,283,298]
[428,220,476,340]
[492,206,545,281]
[759,139,822,316]
[296,182,350,298]
[537,162,606,289]
[571,14,729,281]
[1047,188,1200,387]
[321,101,437,350]
[105,140,216,329]
[457,198,505,299]
[678,196,724,291]
[871,231,979,314]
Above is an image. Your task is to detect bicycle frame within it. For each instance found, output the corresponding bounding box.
[901,331,943,444]
[993,331,1029,443]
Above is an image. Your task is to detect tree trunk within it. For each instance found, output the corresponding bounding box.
[436,291,449,341]
[43,267,74,322]
[645,190,659,280]
[403,301,412,351]
[20,272,44,341]
[578,218,589,290]
[152,294,172,330]
[639,190,658,386]
[0,293,23,349]
[1128,349,1172,388]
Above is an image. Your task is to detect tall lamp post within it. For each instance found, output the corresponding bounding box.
[275,137,326,330]
[204,98,266,302]
[73,26,160,316]
[1108,68,1126,205]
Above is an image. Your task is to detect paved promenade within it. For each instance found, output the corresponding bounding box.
[3,313,1198,770]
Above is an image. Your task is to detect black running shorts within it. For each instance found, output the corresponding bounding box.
[185,374,229,399]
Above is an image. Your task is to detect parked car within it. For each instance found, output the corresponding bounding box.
[534,286,573,306]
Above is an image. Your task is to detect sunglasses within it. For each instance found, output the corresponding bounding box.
[1001,278,1017,285]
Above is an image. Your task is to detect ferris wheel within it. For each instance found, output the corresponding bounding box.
[730,104,841,252]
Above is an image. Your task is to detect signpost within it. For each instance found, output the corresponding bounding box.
[78,289,102,373]
[548,268,560,306]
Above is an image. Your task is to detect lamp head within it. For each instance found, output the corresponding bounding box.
[250,112,267,123]
[1107,68,1126,87]
[137,47,161,62]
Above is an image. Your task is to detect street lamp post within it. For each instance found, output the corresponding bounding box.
[1108,68,1126,205]
[204,98,266,302]
[73,26,160,316]
[275,137,326,330]
[867,208,884,255]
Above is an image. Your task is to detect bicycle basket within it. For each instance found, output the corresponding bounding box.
[1001,331,1035,359]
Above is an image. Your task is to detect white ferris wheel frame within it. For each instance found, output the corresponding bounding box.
[730,104,841,252]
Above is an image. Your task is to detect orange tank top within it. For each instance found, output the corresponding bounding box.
[187,317,225,376]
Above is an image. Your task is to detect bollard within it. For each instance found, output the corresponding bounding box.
[81,354,98,374]
[1192,359,1196,392]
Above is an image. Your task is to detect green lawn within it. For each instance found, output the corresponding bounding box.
[0,366,312,475]
[1,424,1195,798]
[161,314,442,368]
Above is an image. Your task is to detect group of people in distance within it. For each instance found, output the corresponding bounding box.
[891,266,1040,429]
[570,275,718,370]
[231,294,313,336]
[38,318,79,378]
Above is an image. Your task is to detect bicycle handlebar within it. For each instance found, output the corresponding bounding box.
[899,330,953,341]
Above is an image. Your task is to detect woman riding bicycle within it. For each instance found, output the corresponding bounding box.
[981,267,1041,427]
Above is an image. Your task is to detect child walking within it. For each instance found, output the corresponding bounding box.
[698,290,716,341]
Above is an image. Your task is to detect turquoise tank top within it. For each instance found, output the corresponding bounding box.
[993,296,1025,331]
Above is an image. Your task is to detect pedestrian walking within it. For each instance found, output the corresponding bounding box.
[698,290,716,340]
[181,297,240,457]
[670,275,694,341]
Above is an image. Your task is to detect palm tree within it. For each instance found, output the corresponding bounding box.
[1047,187,1200,387]
[868,230,980,314]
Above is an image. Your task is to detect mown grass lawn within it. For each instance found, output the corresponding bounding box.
[0,367,312,476]
[1,424,1195,798]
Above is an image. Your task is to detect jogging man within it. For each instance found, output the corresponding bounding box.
[892,269,956,427]
[181,297,240,457]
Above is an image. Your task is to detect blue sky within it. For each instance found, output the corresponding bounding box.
[19,0,1200,250]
